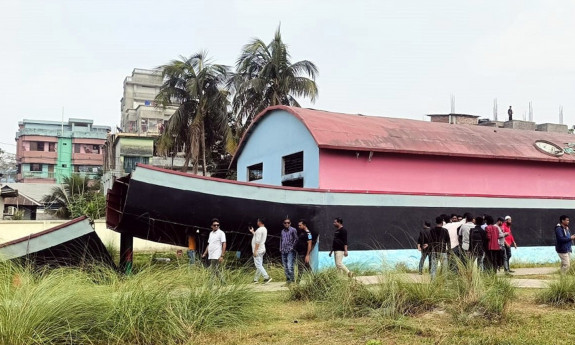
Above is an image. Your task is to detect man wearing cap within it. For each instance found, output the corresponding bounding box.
[502,216,518,273]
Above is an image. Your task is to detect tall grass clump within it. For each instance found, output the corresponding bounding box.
[0,262,109,345]
[448,261,515,323]
[98,265,258,344]
[288,269,379,317]
[374,272,452,320]
[536,274,575,306]
[0,262,259,345]
[289,270,450,319]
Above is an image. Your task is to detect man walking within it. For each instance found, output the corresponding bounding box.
[502,216,518,273]
[295,219,314,283]
[329,217,352,277]
[201,218,226,283]
[417,221,431,274]
[249,217,272,284]
[555,215,575,274]
[428,216,451,279]
[279,217,298,284]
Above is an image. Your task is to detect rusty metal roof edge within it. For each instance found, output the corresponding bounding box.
[318,145,575,164]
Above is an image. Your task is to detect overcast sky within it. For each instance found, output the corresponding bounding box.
[1,0,574,154]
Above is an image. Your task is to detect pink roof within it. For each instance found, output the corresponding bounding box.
[233,105,575,164]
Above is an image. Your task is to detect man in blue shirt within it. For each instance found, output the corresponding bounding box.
[279,218,298,284]
[555,215,575,274]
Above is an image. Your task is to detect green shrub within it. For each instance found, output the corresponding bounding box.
[537,275,575,306]
[0,262,258,344]
[448,261,515,323]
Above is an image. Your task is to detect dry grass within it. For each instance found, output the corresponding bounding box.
[193,287,575,345]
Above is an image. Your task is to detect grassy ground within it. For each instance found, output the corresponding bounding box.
[4,250,575,345]
[195,288,575,345]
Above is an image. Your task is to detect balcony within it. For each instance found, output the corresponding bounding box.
[19,151,57,164]
[22,171,55,179]
[72,153,104,166]
[18,171,56,183]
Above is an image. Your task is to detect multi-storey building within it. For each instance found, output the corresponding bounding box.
[120,68,177,134]
[15,118,110,183]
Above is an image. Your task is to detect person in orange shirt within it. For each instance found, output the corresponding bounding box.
[187,230,197,265]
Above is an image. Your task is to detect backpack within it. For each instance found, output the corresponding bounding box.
[469,226,484,252]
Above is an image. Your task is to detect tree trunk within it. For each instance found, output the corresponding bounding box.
[182,154,190,173]
[201,122,206,176]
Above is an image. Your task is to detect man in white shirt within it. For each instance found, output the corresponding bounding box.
[249,217,272,284]
[442,214,465,271]
[201,218,226,283]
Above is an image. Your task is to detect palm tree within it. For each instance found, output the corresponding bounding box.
[155,52,232,175]
[230,26,319,131]
[42,174,104,219]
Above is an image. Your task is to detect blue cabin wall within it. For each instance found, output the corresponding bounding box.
[236,110,320,188]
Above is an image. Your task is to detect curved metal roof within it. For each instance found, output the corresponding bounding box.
[232,105,575,164]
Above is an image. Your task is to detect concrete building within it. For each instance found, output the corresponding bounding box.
[120,68,177,134]
[15,119,110,183]
[233,106,575,199]
[101,133,193,192]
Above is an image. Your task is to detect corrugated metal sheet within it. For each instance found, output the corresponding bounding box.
[233,106,575,164]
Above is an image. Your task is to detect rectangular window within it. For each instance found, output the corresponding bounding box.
[29,142,45,151]
[30,163,42,172]
[74,144,81,153]
[282,151,304,175]
[282,178,304,188]
[48,143,56,152]
[247,163,263,181]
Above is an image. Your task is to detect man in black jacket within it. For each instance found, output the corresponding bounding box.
[429,216,450,279]
[469,216,487,270]
[417,221,431,275]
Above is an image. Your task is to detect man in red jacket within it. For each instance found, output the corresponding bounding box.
[502,216,518,273]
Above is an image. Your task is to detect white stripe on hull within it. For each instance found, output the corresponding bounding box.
[133,167,575,209]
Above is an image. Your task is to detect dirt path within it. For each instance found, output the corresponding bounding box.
[253,267,558,292]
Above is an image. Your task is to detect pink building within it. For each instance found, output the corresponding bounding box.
[234,106,575,199]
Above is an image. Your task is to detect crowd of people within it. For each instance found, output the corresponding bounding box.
[188,212,573,285]
[189,216,353,285]
[417,213,518,279]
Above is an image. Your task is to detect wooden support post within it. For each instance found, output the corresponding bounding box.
[119,232,133,275]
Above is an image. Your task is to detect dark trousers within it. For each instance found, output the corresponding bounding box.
[419,250,430,274]
[485,250,501,272]
[469,250,484,270]
[504,245,512,271]
[296,253,311,282]
[449,246,466,272]
[208,259,224,283]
